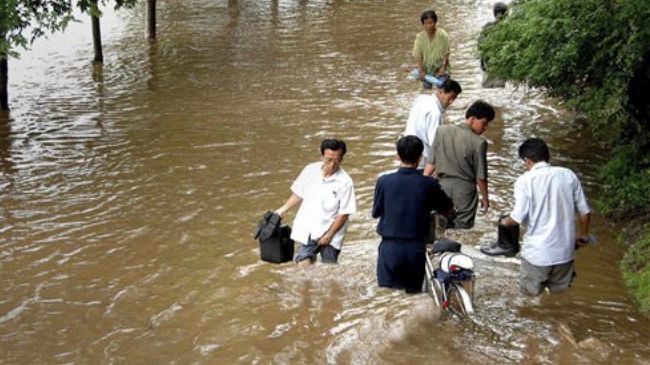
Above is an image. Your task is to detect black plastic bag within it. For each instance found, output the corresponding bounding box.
[254,211,294,263]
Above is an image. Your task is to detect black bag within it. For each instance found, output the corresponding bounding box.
[259,225,294,263]
[254,211,281,242]
[431,238,462,254]
[254,211,294,263]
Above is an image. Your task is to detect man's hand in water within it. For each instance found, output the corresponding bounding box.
[318,233,333,246]
[480,196,490,212]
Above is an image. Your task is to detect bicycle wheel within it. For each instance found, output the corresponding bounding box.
[447,282,474,318]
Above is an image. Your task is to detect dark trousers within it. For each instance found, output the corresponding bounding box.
[377,238,425,293]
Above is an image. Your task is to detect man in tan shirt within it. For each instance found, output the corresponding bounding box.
[412,9,451,89]
[430,100,495,229]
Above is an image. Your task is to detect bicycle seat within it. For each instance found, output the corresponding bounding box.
[440,252,474,272]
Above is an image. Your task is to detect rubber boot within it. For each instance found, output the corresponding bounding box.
[480,215,520,257]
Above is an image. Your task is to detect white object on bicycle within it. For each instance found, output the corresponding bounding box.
[440,252,474,272]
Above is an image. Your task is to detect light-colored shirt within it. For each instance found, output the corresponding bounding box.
[432,123,488,182]
[510,162,591,266]
[290,162,356,249]
[412,29,451,75]
[404,93,444,169]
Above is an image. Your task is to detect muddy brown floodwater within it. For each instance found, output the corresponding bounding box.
[1,0,649,364]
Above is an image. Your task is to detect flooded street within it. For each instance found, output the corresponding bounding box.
[1,0,649,363]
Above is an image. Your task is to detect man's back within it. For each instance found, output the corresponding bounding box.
[512,163,590,266]
[432,123,487,182]
[404,94,443,169]
[373,168,450,240]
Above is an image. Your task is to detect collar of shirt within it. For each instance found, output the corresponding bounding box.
[531,161,550,171]
[459,123,472,132]
[320,164,343,182]
[432,94,443,112]
[397,167,420,174]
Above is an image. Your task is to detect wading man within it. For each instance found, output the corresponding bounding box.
[479,2,508,88]
[431,100,495,229]
[499,138,591,296]
[412,9,451,89]
[372,136,452,293]
[275,139,357,266]
[404,79,462,176]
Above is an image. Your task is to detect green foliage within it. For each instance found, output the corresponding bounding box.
[0,0,139,59]
[596,143,650,216]
[76,0,138,17]
[478,0,650,141]
[0,0,75,58]
[478,0,650,215]
[621,227,650,311]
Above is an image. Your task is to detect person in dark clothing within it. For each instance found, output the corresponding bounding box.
[479,2,508,88]
[372,136,453,293]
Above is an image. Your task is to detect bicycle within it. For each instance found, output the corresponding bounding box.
[424,242,476,318]
[422,214,476,318]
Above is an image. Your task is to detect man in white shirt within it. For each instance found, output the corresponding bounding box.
[404,79,462,176]
[498,138,591,296]
[275,139,356,266]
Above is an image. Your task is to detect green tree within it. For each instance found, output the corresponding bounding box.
[478,0,650,216]
[75,0,138,63]
[0,0,140,110]
[0,0,75,110]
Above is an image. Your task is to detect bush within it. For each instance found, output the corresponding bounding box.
[597,144,650,217]
[478,0,650,215]
[621,228,650,311]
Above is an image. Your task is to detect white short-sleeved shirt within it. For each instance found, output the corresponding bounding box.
[290,162,356,249]
[404,93,444,169]
[510,162,591,266]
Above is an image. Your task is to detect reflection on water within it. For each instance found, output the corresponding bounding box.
[1,0,649,364]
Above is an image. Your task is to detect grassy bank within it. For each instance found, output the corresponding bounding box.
[621,225,650,311]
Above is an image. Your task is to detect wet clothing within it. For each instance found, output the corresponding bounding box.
[404,93,445,170]
[432,123,488,228]
[510,162,590,266]
[510,161,590,296]
[372,167,452,292]
[377,239,426,293]
[439,177,478,229]
[412,29,451,77]
[519,258,575,296]
[290,162,356,250]
[294,236,341,263]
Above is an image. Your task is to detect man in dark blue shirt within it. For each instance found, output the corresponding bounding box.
[372,136,453,293]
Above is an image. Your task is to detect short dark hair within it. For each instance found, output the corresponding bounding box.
[420,10,437,24]
[320,138,347,156]
[440,79,462,96]
[396,135,423,165]
[465,100,495,121]
[493,2,508,17]
[518,138,550,163]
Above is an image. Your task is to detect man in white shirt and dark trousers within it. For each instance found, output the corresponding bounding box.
[404,79,462,176]
[497,138,591,296]
[275,139,357,266]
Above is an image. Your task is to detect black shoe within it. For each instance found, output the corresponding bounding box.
[480,243,516,257]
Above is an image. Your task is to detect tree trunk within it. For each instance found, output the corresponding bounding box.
[91,9,103,63]
[147,0,156,39]
[0,57,8,111]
